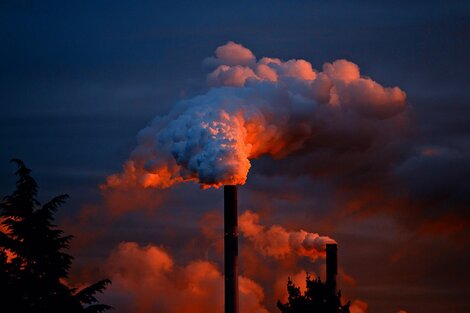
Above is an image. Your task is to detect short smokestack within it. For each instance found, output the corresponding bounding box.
[326,243,338,295]
[224,185,238,313]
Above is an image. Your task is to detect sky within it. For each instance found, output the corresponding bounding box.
[1,1,470,313]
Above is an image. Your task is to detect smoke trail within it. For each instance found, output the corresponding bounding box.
[105,41,406,189]
[239,210,336,261]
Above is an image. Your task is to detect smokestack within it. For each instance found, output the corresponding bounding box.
[326,243,338,295]
[224,185,238,313]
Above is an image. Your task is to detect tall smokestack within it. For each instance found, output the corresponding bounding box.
[326,243,338,295]
[224,185,238,313]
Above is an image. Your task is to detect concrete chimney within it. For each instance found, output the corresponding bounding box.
[224,185,238,313]
[326,243,338,295]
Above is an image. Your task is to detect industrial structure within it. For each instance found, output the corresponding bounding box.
[223,186,339,313]
[224,185,238,313]
[326,243,338,295]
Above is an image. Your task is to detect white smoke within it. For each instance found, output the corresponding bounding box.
[105,41,406,189]
[239,210,336,261]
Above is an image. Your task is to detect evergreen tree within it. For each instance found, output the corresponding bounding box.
[0,159,112,313]
[277,273,350,313]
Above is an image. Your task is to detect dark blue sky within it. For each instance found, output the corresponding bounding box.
[1,1,470,313]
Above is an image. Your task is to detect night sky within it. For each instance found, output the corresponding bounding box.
[1,1,470,313]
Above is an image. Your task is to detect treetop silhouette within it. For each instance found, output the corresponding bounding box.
[0,159,111,313]
[277,273,350,313]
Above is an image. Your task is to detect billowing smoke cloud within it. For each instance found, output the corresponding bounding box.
[239,210,336,261]
[104,41,406,189]
[101,242,269,313]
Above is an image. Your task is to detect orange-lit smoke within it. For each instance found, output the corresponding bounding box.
[239,210,336,261]
[104,41,406,190]
[350,300,369,313]
[101,242,269,313]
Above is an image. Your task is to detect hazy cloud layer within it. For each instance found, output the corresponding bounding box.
[100,242,269,313]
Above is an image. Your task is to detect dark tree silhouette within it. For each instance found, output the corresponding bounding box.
[277,273,350,313]
[0,159,112,313]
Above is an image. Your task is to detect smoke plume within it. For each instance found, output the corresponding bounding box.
[104,41,406,189]
[239,210,336,261]
[100,242,268,313]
